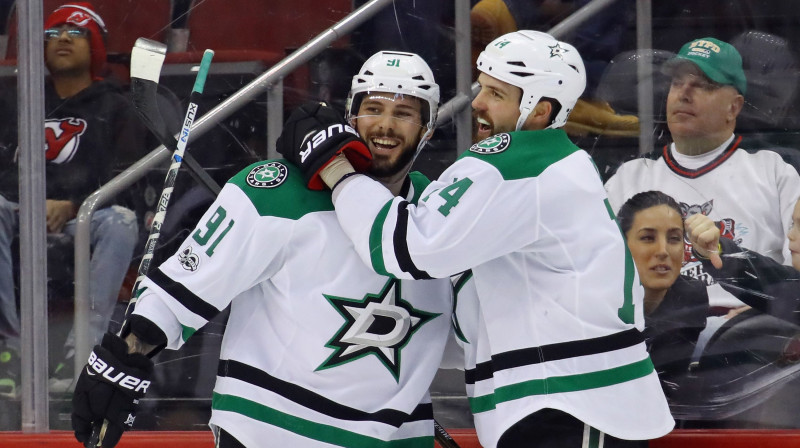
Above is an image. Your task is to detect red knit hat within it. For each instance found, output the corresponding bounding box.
[44,2,107,80]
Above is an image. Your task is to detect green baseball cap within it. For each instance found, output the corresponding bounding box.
[666,37,747,95]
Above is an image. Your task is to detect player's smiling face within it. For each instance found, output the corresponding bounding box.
[353,92,426,178]
[471,73,523,143]
[625,204,685,301]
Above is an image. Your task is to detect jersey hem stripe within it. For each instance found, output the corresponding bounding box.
[465,328,645,383]
[467,357,655,413]
[212,392,434,448]
[217,359,432,427]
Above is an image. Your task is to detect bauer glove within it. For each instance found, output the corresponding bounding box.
[72,332,154,448]
[276,101,371,190]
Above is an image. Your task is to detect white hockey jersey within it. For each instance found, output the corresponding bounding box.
[605,135,800,308]
[132,160,453,448]
[331,129,674,447]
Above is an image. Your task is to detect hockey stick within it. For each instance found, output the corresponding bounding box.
[128,39,220,196]
[434,419,461,448]
[83,41,213,448]
[123,39,214,316]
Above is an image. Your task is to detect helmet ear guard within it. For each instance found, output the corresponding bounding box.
[346,51,440,153]
[476,30,587,130]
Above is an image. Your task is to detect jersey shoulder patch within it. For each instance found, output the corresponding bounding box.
[228,159,334,219]
[459,129,580,180]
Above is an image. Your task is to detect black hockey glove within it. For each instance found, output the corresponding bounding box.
[72,332,154,448]
[276,101,371,190]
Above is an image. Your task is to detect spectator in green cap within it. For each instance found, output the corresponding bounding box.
[668,37,747,95]
[661,37,746,156]
[604,36,800,380]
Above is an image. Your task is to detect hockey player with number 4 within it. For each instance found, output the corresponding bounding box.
[282,31,675,448]
[70,51,457,448]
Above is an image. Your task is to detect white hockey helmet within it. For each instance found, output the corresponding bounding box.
[346,51,440,152]
[476,30,586,130]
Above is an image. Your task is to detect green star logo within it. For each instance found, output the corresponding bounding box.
[246,162,287,188]
[469,133,511,154]
[318,279,440,381]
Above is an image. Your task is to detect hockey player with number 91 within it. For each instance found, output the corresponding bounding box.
[306,31,676,448]
[70,51,456,448]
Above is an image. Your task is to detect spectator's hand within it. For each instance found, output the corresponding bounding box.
[725,305,752,320]
[72,333,153,448]
[46,199,76,233]
[685,213,723,268]
[276,101,371,190]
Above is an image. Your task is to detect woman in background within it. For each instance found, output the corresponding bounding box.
[618,190,709,400]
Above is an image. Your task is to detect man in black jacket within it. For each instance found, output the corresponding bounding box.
[0,2,147,396]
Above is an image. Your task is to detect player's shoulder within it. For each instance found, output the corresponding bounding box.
[227,159,334,218]
[458,129,583,180]
[407,171,432,204]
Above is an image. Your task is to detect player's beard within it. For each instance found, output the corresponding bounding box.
[368,141,417,179]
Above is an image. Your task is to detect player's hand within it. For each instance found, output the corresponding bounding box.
[320,153,356,189]
[685,214,723,269]
[276,101,371,190]
[72,333,154,448]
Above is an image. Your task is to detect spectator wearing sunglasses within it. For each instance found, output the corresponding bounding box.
[0,2,149,396]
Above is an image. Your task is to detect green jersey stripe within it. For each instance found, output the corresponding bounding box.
[586,426,602,448]
[212,393,433,448]
[468,357,655,414]
[369,199,394,277]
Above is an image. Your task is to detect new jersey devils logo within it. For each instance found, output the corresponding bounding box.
[66,11,92,27]
[45,118,87,164]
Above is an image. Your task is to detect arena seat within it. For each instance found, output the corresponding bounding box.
[163,0,354,108]
[178,0,352,54]
[164,0,355,66]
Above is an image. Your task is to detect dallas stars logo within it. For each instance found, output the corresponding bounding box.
[246,162,287,188]
[318,279,439,381]
[469,133,511,154]
[549,42,569,59]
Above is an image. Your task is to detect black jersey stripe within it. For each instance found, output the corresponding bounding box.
[465,328,644,384]
[394,201,433,280]
[147,268,219,321]
[218,359,433,427]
